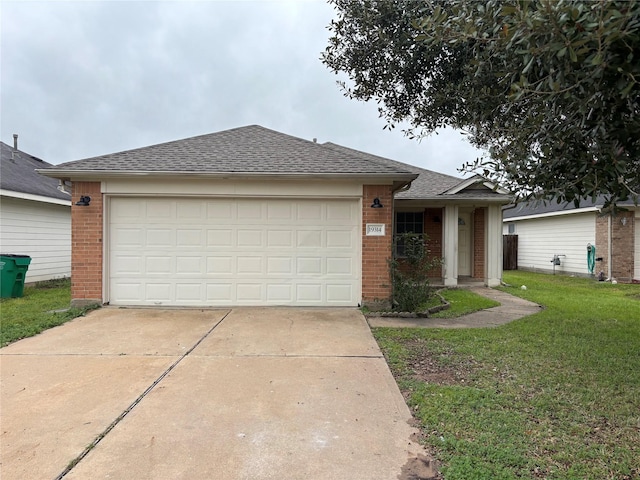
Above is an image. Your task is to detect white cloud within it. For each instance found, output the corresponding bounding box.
[1,0,484,176]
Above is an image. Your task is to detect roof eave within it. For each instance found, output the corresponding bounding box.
[37,169,418,184]
[396,194,513,205]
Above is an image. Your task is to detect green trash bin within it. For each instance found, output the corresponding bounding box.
[0,254,32,298]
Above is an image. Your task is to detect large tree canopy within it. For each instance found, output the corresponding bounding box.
[322,0,640,207]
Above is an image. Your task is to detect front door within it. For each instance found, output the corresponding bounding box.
[458,212,471,276]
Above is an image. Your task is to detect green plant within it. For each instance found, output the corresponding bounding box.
[0,279,98,347]
[389,233,441,312]
[373,271,640,479]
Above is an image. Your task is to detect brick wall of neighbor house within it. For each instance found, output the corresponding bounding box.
[595,214,608,278]
[71,182,103,306]
[362,185,393,308]
[473,208,486,279]
[423,208,444,278]
[595,211,635,282]
[612,211,635,282]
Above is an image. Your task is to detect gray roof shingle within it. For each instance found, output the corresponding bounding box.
[504,195,639,219]
[322,142,508,201]
[43,125,416,176]
[1,142,71,201]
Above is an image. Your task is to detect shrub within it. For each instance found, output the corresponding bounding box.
[389,233,441,311]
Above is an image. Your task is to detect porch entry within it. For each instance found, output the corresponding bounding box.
[458,212,472,276]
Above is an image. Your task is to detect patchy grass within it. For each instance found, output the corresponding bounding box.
[374,271,640,480]
[0,278,98,347]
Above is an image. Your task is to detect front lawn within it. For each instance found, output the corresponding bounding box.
[0,279,96,347]
[374,271,640,480]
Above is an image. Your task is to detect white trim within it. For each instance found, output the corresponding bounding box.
[37,169,417,185]
[505,206,599,222]
[443,176,510,196]
[0,189,71,206]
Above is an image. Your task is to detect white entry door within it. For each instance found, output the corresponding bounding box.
[458,212,471,276]
[108,197,361,306]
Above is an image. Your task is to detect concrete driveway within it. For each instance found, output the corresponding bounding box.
[0,308,433,480]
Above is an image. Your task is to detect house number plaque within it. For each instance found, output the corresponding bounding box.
[366,224,385,236]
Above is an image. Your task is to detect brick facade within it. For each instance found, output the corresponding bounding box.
[473,208,486,279]
[595,211,635,282]
[361,185,393,307]
[423,208,444,278]
[71,182,103,306]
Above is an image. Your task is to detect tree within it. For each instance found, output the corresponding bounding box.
[322,0,640,207]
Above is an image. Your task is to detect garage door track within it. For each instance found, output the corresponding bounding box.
[0,308,431,480]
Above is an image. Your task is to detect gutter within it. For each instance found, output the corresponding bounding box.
[36,169,418,184]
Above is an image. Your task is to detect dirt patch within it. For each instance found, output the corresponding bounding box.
[405,339,478,386]
[398,453,441,480]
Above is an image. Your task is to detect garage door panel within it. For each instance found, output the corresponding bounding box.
[147,229,172,247]
[207,256,233,274]
[237,230,263,247]
[267,230,293,247]
[297,230,322,248]
[109,198,360,306]
[208,229,233,247]
[327,284,353,302]
[176,229,203,247]
[176,257,203,274]
[267,257,293,274]
[146,283,172,302]
[327,257,353,275]
[146,256,172,274]
[112,228,143,246]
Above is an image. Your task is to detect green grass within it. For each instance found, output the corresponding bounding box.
[0,278,97,347]
[430,288,500,318]
[374,271,640,480]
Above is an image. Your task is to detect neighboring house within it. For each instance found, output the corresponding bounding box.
[503,197,640,282]
[39,125,511,308]
[1,138,72,282]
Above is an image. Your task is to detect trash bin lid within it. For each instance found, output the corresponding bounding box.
[0,254,31,258]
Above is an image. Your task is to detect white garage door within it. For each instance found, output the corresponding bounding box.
[108,197,360,306]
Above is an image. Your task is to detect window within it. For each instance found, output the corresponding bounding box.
[395,211,424,256]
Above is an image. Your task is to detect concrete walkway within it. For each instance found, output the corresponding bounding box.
[0,308,435,480]
[367,287,542,329]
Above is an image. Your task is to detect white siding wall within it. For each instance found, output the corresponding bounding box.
[0,196,71,282]
[503,212,596,275]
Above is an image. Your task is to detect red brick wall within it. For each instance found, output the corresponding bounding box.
[71,182,103,305]
[612,211,635,282]
[423,208,443,278]
[362,185,393,307]
[595,212,635,282]
[473,208,486,279]
[595,214,608,278]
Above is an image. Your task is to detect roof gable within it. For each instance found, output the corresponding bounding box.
[0,142,71,201]
[41,125,416,178]
[323,143,510,201]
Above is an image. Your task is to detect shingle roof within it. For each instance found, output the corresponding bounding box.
[322,142,509,201]
[42,125,416,177]
[504,195,639,219]
[1,142,71,201]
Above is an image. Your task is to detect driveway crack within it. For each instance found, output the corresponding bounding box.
[53,309,232,480]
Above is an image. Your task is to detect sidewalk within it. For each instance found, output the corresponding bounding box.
[367,287,542,329]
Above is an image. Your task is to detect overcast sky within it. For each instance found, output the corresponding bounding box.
[1,0,484,177]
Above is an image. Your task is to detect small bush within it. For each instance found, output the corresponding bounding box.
[389,233,442,311]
